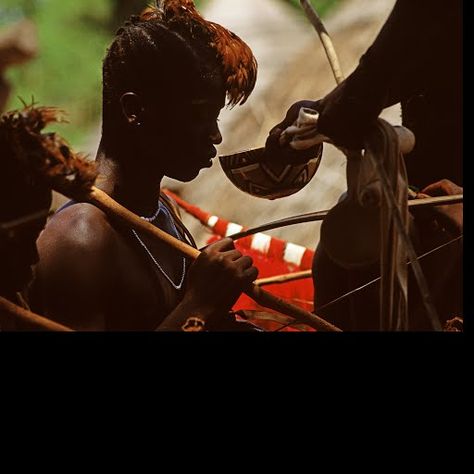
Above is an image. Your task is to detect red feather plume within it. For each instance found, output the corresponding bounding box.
[141,0,258,107]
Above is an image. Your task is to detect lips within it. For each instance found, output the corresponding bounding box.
[199,146,217,168]
[208,146,217,159]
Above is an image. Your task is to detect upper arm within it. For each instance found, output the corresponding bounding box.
[32,204,117,330]
[346,0,446,109]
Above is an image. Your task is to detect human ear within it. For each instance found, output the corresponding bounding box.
[120,92,145,126]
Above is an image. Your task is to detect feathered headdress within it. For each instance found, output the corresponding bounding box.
[141,0,258,107]
[0,103,97,199]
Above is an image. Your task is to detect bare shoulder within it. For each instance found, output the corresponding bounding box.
[33,203,120,314]
[39,202,117,253]
[36,202,122,280]
[32,203,120,329]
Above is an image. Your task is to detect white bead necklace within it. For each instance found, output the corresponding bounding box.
[140,201,162,222]
[132,201,186,290]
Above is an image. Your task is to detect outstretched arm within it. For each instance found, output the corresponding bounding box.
[267,0,451,151]
[316,0,447,148]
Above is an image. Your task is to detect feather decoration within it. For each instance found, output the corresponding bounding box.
[0,103,98,200]
[142,0,257,107]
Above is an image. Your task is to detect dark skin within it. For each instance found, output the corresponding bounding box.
[0,169,51,299]
[31,82,258,331]
[414,180,463,238]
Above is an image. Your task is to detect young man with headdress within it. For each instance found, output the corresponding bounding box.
[28,1,260,331]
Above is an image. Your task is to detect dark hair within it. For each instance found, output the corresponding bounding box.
[102,17,204,137]
[101,3,257,136]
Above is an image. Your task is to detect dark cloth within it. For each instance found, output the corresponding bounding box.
[343,1,460,108]
[312,221,463,331]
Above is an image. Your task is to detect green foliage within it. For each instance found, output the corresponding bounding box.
[2,0,116,147]
[2,0,330,149]
[1,0,206,148]
[284,0,340,17]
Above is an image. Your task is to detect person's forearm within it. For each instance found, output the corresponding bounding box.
[344,0,444,111]
[155,295,218,332]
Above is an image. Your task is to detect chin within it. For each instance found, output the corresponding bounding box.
[168,167,202,182]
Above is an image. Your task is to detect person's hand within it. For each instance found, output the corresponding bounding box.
[265,100,323,164]
[316,80,380,150]
[184,238,258,315]
[412,179,463,237]
[413,179,463,237]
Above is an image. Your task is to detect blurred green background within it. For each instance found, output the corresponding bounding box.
[0,0,338,149]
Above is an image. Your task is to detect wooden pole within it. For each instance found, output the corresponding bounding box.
[407,194,463,208]
[0,296,73,332]
[300,0,345,85]
[228,194,463,240]
[256,270,312,286]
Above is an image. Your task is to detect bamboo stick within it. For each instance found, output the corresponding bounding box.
[256,270,312,286]
[300,0,345,85]
[407,194,463,208]
[0,295,73,332]
[228,194,463,240]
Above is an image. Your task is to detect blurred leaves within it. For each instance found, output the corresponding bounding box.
[0,0,332,149]
[0,0,206,148]
[2,0,117,147]
[283,0,340,17]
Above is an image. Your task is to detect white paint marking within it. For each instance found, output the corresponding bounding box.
[226,223,244,237]
[283,243,306,266]
[251,233,272,254]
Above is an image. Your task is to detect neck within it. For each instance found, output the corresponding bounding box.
[95,135,164,217]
